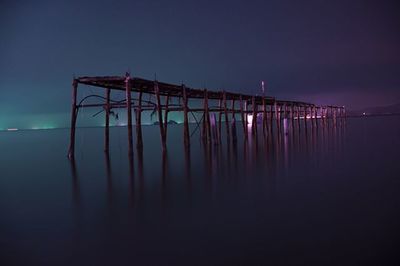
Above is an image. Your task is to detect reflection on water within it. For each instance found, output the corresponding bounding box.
[1,116,400,265]
[69,158,80,206]
[68,118,347,207]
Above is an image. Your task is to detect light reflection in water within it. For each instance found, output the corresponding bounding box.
[68,118,346,207]
[4,116,400,265]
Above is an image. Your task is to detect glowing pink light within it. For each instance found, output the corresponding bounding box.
[7,128,18,131]
[247,114,253,125]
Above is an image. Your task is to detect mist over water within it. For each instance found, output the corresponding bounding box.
[1,116,400,265]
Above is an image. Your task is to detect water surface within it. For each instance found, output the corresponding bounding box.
[1,117,400,265]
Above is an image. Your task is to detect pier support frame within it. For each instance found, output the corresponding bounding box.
[223,91,230,142]
[68,79,78,159]
[67,75,345,156]
[163,94,170,143]
[239,95,247,140]
[154,81,166,150]
[125,76,134,157]
[135,91,143,149]
[182,85,190,147]
[252,96,257,135]
[104,88,111,152]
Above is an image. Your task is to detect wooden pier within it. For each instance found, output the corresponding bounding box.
[67,74,345,159]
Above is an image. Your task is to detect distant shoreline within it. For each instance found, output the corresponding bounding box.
[346,113,400,118]
[1,114,399,132]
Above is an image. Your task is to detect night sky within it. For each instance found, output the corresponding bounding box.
[1,0,399,128]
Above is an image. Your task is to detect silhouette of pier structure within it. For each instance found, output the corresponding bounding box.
[67,74,345,159]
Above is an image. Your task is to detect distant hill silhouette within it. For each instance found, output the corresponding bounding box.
[348,103,400,116]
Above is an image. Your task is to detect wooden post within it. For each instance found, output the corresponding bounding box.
[266,102,270,133]
[333,107,337,126]
[295,105,300,129]
[182,85,190,147]
[163,94,170,143]
[262,97,267,136]
[326,106,330,127]
[239,95,247,140]
[231,98,237,142]
[326,106,332,119]
[252,96,257,135]
[203,89,211,143]
[231,98,236,120]
[310,106,314,127]
[283,104,287,120]
[223,91,230,141]
[202,90,207,142]
[270,104,274,133]
[304,106,308,133]
[218,97,223,142]
[274,102,279,131]
[68,79,78,159]
[136,90,143,149]
[125,75,133,157]
[245,100,248,127]
[104,88,111,152]
[291,104,294,123]
[320,106,323,119]
[154,81,166,150]
[321,107,324,125]
[210,113,218,144]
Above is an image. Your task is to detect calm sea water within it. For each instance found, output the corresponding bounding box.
[1,116,400,265]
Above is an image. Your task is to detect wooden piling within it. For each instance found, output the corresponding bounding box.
[270,104,274,133]
[136,90,143,149]
[239,95,247,140]
[291,105,294,123]
[218,98,223,143]
[67,79,78,159]
[311,106,315,127]
[164,94,170,142]
[333,107,337,126]
[207,95,212,143]
[283,104,287,120]
[104,88,111,152]
[210,113,218,144]
[262,97,267,136]
[203,89,211,143]
[154,81,166,150]
[319,106,323,120]
[326,106,330,125]
[297,105,301,128]
[274,102,279,131]
[252,96,257,135]
[126,76,133,157]
[245,101,249,127]
[182,85,190,147]
[223,91,230,141]
[231,98,237,142]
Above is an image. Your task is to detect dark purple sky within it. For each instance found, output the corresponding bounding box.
[1,0,400,125]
